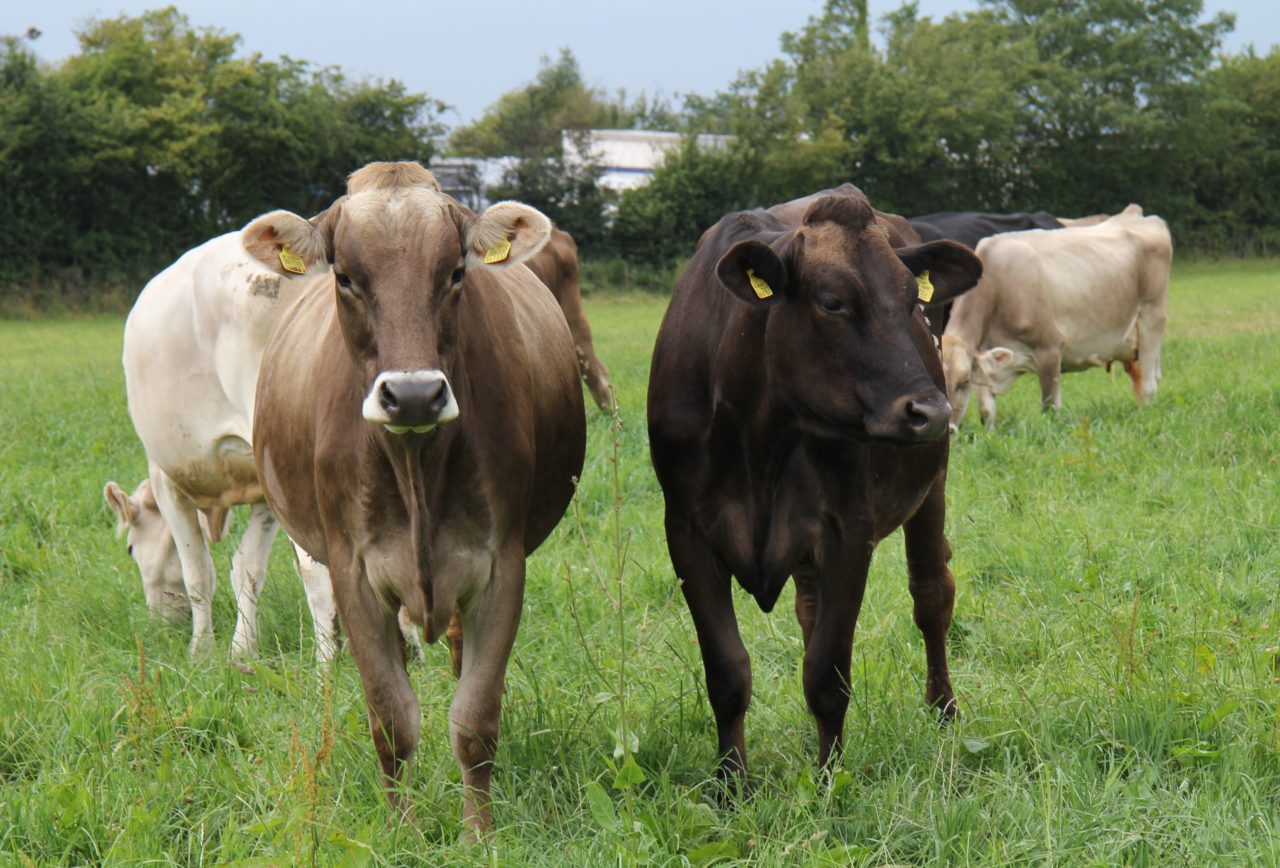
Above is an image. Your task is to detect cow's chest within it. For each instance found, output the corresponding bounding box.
[697,434,940,605]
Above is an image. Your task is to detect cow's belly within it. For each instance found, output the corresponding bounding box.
[1054,309,1139,369]
[164,435,263,507]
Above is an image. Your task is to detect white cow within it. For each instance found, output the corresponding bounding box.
[104,230,340,660]
[941,205,1172,429]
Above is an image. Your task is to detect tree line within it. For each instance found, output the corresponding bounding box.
[1,1,1277,308]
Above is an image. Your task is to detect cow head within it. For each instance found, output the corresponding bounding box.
[241,163,552,435]
[940,336,1015,429]
[715,192,983,443]
[103,479,190,621]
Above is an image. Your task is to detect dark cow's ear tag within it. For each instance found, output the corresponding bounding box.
[916,269,934,303]
[279,244,307,275]
[746,268,773,299]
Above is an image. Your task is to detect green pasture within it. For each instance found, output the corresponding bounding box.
[1,260,1278,865]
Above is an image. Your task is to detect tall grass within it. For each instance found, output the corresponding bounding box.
[1,260,1278,864]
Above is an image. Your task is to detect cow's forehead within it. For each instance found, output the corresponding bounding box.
[801,221,898,274]
[338,187,457,256]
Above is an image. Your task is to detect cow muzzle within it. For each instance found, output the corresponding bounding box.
[362,370,459,433]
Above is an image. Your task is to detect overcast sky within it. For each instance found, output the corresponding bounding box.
[9,1,1277,130]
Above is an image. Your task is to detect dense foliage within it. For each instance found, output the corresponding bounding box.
[2,0,1278,307]
[0,8,441,306]
[613,0,1280,262]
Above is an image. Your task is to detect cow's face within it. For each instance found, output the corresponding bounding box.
[715,194,983,443]
[243,187,551,435]
[940,337,1015,429]
[103,480,190,622]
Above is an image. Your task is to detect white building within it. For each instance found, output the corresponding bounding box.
[565,129,733,194]
[431,129,732,208]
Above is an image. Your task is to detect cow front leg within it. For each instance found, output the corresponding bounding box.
[1036,348,1063,411]
[332,562,420,818]
[149,468,217,654]
[667,513,752,793]
[450,546,524,841]
[229,503,279,661]
[803,547,869,770]
[902,476,958,720]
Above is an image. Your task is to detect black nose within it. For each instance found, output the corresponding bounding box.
[379,377,450,427]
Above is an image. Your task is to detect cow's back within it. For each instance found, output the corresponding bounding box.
[960,218,1166,361]
[123,233,290,504]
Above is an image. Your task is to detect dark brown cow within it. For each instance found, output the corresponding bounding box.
[525,228,613,411]
[647,183,982,790]
[244,162,586,837]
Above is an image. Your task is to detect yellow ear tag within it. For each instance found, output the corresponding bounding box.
[483,238,512,264]
[746,268,773,299]
[916,270,935,303]
[278,244,306,275]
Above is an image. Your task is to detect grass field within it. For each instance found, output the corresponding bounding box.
[1,258,1278,865]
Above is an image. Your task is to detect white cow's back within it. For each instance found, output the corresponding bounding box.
[124,232,301,507]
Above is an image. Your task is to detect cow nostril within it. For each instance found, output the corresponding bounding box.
[429,382,449,411]
[379,381,400,413]
[905,400,932,429]
[904,396,951,440]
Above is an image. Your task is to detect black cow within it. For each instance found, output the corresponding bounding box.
[647,184,982,791]
[906,211,1063,336]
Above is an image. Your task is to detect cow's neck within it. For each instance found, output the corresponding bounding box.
[373,428,452,631]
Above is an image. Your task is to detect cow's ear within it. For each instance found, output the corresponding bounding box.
[465,201,552,270]
[103,481,137,536]
[716,239,789,306]
[242,208,331,277]
[895,240,983,306]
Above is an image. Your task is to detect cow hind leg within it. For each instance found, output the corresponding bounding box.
[1136,305,1166,404]
[149,469,217,655]
[229,503,279,661]
[292,545,340,664]
[1123,359,1143,403]
[445,611,464,678]
[579,345,614,413]
[667,513,752,796]
[902,479,958,720]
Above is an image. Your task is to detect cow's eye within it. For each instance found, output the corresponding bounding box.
[126,544,134,556]
[450,266,466,287]
[817,295,845,315]
[335,273,355,293]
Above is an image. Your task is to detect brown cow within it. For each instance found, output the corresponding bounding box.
[648,183,982,791]
[244,162,586,837]
[525,228,613,411]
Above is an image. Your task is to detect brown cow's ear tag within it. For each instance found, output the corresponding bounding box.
[746,267,773,299]
[916,269,934,303]
[278,244,307,275]
[483,237,512,264]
